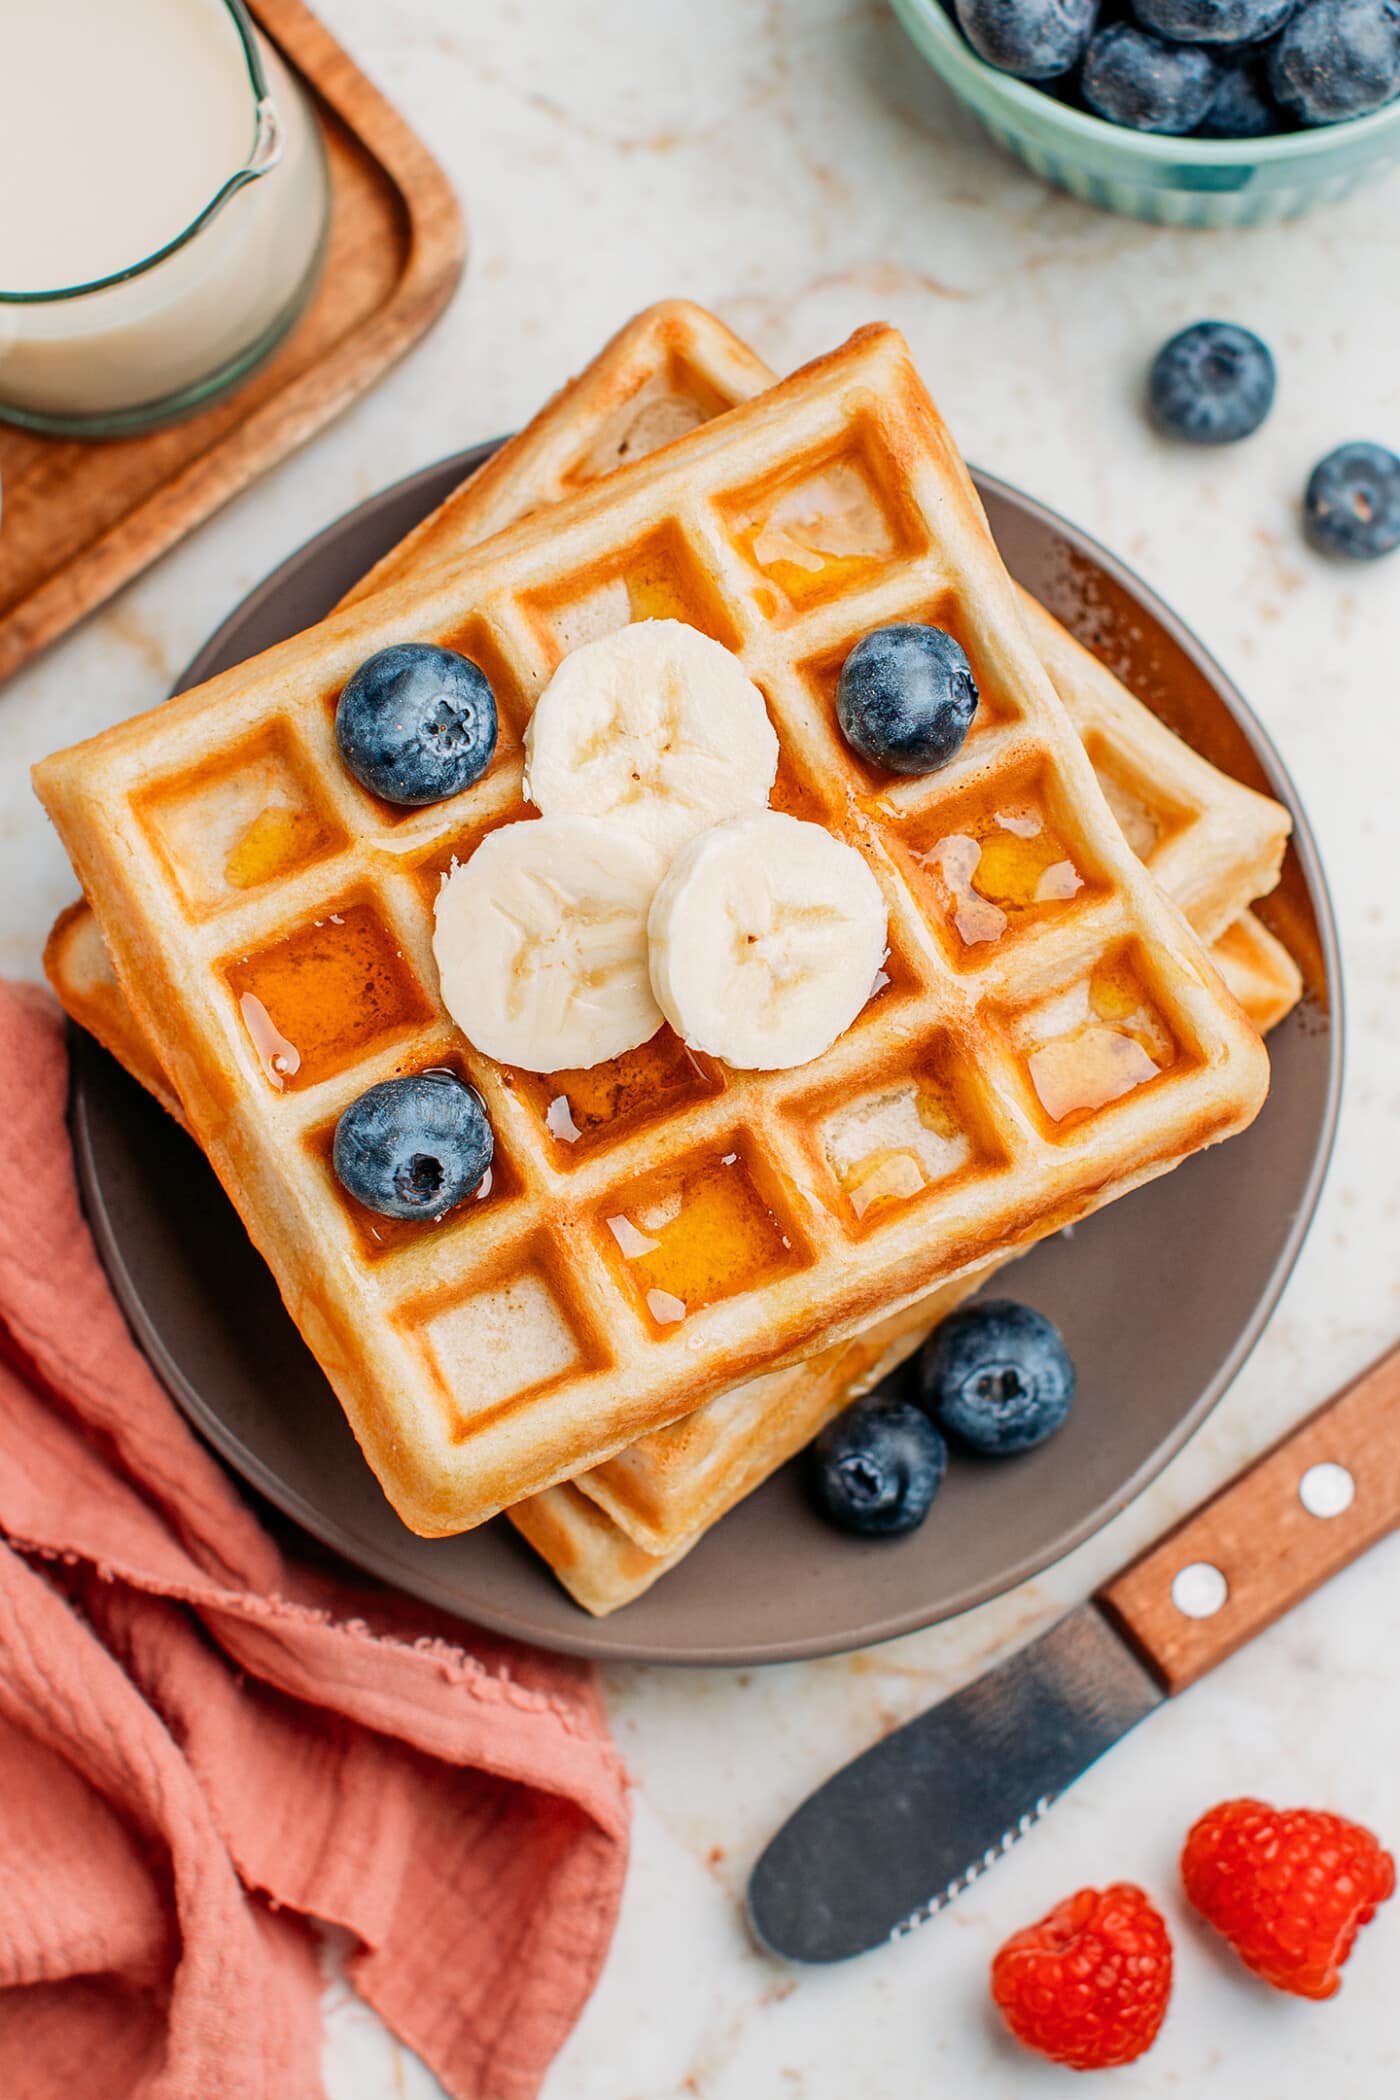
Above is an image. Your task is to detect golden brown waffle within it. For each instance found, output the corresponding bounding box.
[43,884,1295,1608]
[45,886,1291,1609]
[46,904,181,1120]
[346,302,776,606]
[509,1265,1003,1615]
[47,302,1292,1111]
[358,301,1291,948]
[40,305,1299,1607]
[1209,912,1304,1036]
[36,325,1270,1538]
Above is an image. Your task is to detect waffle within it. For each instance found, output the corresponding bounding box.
[42,308,1298,1607]
[509,1264,1005,1616]
[1208,912,1305,1036]
[47,302,1293,1111]
[35,324,1271,1538]
[47,878,1294,1607]
[346,302,777,607]
[358,301,1291,947]
[47,904,182,1121]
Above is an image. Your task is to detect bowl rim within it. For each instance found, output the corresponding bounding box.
[892,0,1400,168]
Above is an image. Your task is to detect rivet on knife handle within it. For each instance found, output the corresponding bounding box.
[1097,1341,1400,1695]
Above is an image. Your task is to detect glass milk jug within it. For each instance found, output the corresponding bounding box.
[0,0,331,435]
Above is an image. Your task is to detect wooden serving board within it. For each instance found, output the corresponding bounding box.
[0,0,465,686]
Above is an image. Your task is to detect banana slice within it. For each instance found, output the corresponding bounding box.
[524,619,779,863]
[434,816,663,1072]
[648,810,888,1070]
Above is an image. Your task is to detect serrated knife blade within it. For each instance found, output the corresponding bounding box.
[747,1602,1162,1963]
[747,1341,1400,1966]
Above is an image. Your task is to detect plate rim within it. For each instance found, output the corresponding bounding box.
[71,448,1344,1666]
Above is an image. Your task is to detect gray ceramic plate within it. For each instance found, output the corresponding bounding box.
[71,448,1342,1665]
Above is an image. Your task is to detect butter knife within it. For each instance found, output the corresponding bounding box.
[749,1339,1400,1963]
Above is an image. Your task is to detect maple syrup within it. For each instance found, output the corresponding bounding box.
[1024,960,1177,1124]
[913,800,1085,949]
[139,728,342,911]
[732,459,899,609]
[225,900,433,1091]
[508,1027,724,1161]
[826,1079,968,1224]
[224,804,326,891]
[602,1147,803,1327]
[524,522,742,658]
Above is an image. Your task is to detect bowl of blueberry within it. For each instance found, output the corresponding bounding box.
[891,0,1400,224]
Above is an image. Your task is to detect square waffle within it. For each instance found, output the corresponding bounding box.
[347,301,777,607]
[35,324,1270,1536]
[40,308,1301,1606]
[47,302,1294,1109]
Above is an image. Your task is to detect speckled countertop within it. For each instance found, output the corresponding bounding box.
[6,3,1400,2093]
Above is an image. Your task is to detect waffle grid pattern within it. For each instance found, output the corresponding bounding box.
[37,327,1268,1534]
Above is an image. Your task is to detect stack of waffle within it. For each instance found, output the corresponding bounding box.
[38,306,1298,1614]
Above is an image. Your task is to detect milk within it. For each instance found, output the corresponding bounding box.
[0,0,329,431]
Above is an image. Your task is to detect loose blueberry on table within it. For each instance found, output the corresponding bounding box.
[1149,321,1277,444]
[920,1298,1076,1454]
[333,1071,494,1222]
[941,0,1400,135]
[810,1391,949,1537]
[836,623,980,775]
[335,642,498,806]
[1302,440,1400,559]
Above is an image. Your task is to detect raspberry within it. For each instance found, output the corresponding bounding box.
[990,1883,1172,2070]
[1182,1798,1395,1999]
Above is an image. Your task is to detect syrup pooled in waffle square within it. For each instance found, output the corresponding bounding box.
[36,325,1269,1537]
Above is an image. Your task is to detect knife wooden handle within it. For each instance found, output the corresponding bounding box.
[1097,1341,1400,1695]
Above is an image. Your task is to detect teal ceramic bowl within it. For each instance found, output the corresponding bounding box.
[892,0,1400,226]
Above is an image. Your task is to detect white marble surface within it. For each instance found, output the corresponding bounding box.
[8,2,1400,2093]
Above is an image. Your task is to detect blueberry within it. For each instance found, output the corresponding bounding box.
[1303,441,1400,560]
[955,0,1099,77]
[810,1394,948,1538]
[837,624,980,776]
[333,1071,493,1221]
[920,1300,1075,1456]
[1133,0,1296,42]
[1082,23,1220,129]
[335,644,498,807]
[1148,322,1277,444]
[1268,0,1400,121]
[1196,52,1285,133]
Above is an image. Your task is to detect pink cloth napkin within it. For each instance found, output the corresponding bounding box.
[0,981,630,2100]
